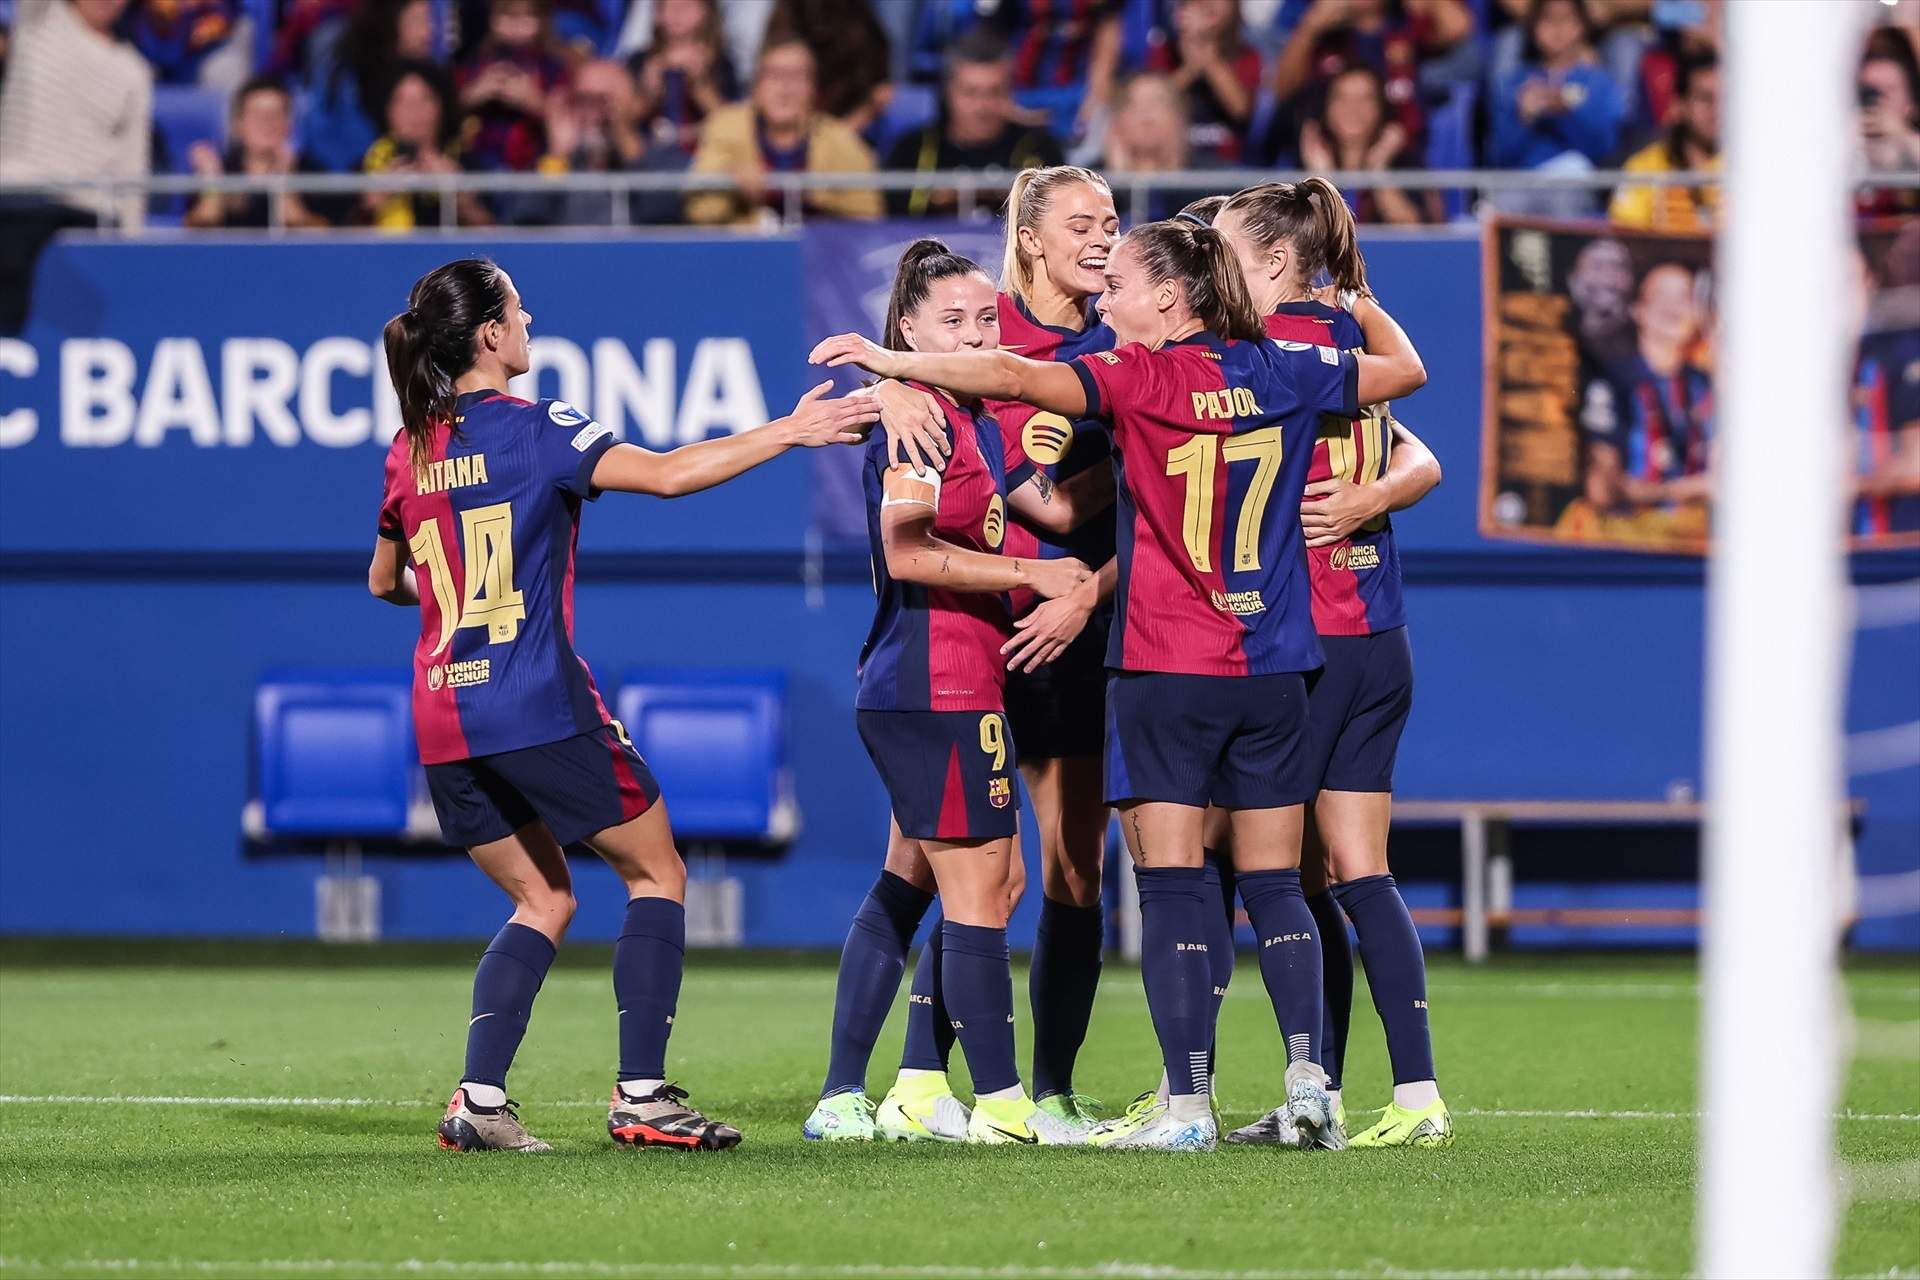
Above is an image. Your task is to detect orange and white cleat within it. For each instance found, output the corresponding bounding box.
[436,1088,553,1152]
[608,1083,742,1151]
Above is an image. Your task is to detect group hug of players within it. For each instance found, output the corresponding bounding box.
[371,165,1443,1156]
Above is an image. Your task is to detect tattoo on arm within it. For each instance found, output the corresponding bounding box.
[940,555,951,574]
[1033,472,1055,504]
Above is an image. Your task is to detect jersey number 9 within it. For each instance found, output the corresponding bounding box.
[409,501,529,657]
[1164,427,1285,574]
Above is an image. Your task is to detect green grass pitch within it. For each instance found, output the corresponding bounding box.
[0,939,1914,1279]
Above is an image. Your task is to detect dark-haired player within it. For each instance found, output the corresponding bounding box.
[803,239,1109,1145]
[814,217,1426,1151]
[371,257,877,1152]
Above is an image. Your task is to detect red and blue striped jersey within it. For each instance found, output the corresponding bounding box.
[995,291,1117,616]
[1267,302,1407,636]
[1854,328,1920,537]
[857,386,1013,712]
[1073,333,1359,677]
[376,391,619,765]
[1579,353,1714,487]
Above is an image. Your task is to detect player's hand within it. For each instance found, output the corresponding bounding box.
[1024,555,1092,602]
[1301,475,1388,546]
[1001,579,1095,672]
[782,380,882,448]
[872,379,951,473]
[809,332,900,379]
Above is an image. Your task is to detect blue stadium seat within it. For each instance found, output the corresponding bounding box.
[615,668,796,847]
[252,668,416,837]
[1424,82,1479,219]
[152,85,228,172]
[874,83,938,155]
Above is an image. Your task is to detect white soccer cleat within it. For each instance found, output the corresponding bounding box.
[1086,1093,1217,1153]
[1285,1061,1345,1151]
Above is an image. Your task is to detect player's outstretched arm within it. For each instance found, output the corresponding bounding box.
[810,334,1088,419]
[1007,464,1115,536]
[1348,297,1428,405]
[367,536,419,606]
[1000,557,1117,673]
[1300,415,1443,548]
[591,381,878,498]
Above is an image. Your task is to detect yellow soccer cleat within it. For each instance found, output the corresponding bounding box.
[1348,1098,1454,1149]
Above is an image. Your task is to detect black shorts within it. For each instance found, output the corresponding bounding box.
[425,722,660,849]
[1306,626,1414,794]
[1105,670,1316,809]
[1004,605,1109,761]
[857,709,1020,841]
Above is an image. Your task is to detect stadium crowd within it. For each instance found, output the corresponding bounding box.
[0,0,1915,236]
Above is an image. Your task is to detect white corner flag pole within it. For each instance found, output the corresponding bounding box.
[1700,2,1866,1276]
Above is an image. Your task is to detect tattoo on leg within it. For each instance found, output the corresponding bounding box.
[1130,811,1148,861]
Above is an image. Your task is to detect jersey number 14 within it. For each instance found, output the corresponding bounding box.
[409,501,528,656]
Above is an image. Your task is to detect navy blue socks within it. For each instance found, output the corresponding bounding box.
[1238,868,1323,1067]
[941,920,1019,1095]
[462,921,556,1091]
[1135,865,1213,1099]
[1333,874,1436,1086]
[614,896,685,1084]
[1200,851,1237,1062]
[1028,897,1103,1099]
[1306,889,1353,1091]
[900,914,955,1072]
[822,872,934,1096]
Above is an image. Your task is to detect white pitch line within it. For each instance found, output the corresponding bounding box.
[0,1259,1663,1280]
[0,1095,1916,1123]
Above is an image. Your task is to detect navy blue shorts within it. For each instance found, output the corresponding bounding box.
[857,709,1019,841]
[1004,606,1109,761]
[1105,671,1316,809]
[425,722,660,849]
[1306,626,1414,794]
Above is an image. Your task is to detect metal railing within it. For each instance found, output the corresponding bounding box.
[3,166,1916,233]
[7,165,1912,233]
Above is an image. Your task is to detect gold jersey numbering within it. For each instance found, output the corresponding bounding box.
[409,500,528,657]
[1164,427,1285,574]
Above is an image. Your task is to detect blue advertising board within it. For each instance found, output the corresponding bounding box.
[0,234,820,555]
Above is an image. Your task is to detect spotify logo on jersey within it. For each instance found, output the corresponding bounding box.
[983,494,1006,550]
[1021,413,1074,466]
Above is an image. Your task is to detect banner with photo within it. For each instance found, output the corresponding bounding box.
[1480,217,1920,553]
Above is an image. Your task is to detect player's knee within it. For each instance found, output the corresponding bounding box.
[520,887,577,933]
[1326,844,1388,885]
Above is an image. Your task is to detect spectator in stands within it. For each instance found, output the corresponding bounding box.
[685,37,881,226]
[1608,50,1717,231]
[1145,0,1264,165]
[1631,0,1716,142]
[359,61,493,230]
[534,57,688,226]
[303,0,436,173]
[1098,72,1217,221]
[764,0,893,135]
[626,0,739,154]
[1272,0,1474,148]
[1488,0,1623,217]
[118,0,247,90]
[615,0,771,102]
[185,74,335,229]
[1494,0,1651,122]
[457,0,572,176]
[883,28,1063,218]
[0,0,151,331]
[910,0,1124,141]
[1857,31,1920,218]
[1299,65,1445,224]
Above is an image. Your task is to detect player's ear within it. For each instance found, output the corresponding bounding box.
[1017,223,1044,262]
[1154,276,1179,316]
[897,315,915,349]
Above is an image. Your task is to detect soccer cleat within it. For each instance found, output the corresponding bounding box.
[1086,1092,1217,1153]
[877,1072,970,1142]
[608,1083,741,1151]
[1285,1062,1346,1151]
[436,1088,552,1152]
[1349,1098,1454,1148]
[965,1094,1085,1145]
[1223,1105,1300,1146]
[802,1088,878,1141]
[1035,1090,1104,1139]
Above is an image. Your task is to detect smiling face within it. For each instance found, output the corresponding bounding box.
[754,42,816,130]
[233,85,292,158]
[900,271,1000,355]
[1020,180,1120,304]
[1633,263,1699,352]
[1095,237,1182,348]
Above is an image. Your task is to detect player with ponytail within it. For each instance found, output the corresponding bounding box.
[803,239,1110,1147]
[370,258,876,1153]
[1210,179,1454,1150]
[813,217,1426,1152]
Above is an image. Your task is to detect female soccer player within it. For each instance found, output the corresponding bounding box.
[813,218,1427,1151]
[1209,179,1451,1149]
[802,239,1108,1145]
[874,165,1125,1135]
[369,257,877,1152]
